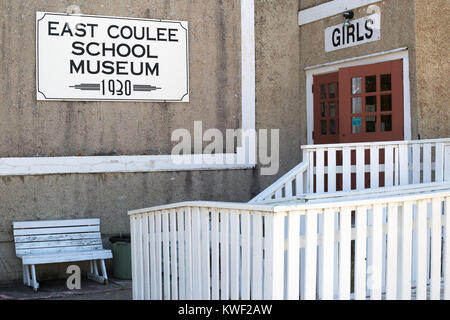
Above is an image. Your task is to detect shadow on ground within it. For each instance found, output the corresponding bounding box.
[0,278,132,300]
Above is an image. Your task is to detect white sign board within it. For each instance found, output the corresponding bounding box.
[36,12,189,102]
[325,13,380,52]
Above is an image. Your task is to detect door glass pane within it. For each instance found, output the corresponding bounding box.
[330,119,337,134]
[381,94,392,111]
[321,120,327,135]
[381,74,392,91]
[352,97,362,114]
[321,85,326,99]
[381,114,392,132]
[365,75,377,93]
[321,103,327,117]
[352,77,362,94]
[329,102,336,117]
[352,117,362,134]
[365,96,377,113]
[329,83,336,98]
[366,116,377,133]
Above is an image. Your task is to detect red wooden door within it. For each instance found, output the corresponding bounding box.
[338,60,404,143]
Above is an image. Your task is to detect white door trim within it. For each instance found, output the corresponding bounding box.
[305,47,411,145]
[0,0,256,176]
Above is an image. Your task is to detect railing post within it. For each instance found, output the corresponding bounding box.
[264,213,285,300]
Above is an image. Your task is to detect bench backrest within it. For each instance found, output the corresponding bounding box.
[13,219,104,256]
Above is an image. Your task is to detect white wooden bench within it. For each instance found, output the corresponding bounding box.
[13,218,113,291]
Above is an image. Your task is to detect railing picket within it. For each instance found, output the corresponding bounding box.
[130,216,138,300]
[355,206,368,300]
[430,198,442,300]
[416,200,428,300]
[304,210,318,300]
[264,213,285,300]
[412,144,421,184]
[149,213,157,300]
[370,147,379,189]
[371,204,383,300]
[287,211,301,300]
[445,197,450,300]
[177,209,186,300]
[385,145,394,187]
[220,210,230,300]
[155,212,163,300]
[400,201,413,300]
[399,144,409,185]
[316,148,325,193]
[285,180,293,198]
[342,146,351,191]
[423,144,432,183]
[322,208,335,299]
[211,209,220,300]
[170,210,179,300]
[230,210,240,299]
[386,203,398,300]
[184,208,193,300]
[162,211,171,300]
[296,173,304,196]
[339,207,351,300]
[328,148,337,193]
[142,214,150,300]
[200,208,211,300]
[191,207,202,299]
[356,147,365,191]
[241,211,251,300]
[435,143,444,182]
[252,213,263,300]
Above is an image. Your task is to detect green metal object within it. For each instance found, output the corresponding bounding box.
[110,236,132,280]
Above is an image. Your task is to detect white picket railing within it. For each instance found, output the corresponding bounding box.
[129,188,450,300]
[250,138,450,204]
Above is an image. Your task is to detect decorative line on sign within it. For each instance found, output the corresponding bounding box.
[133,85,162,92]
[69,83,101,91]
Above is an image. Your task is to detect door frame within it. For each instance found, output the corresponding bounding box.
[305,47,411,145]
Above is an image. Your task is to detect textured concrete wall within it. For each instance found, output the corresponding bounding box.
[298,0,420,140]
[0,0,303,283]
[0,0,242,157]
[415,0,450,139]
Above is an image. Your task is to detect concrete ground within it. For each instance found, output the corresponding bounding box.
[0,278,132,300]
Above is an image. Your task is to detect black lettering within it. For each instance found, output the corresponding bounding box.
[71,41,85,55]
[133,26,145,40]
[87,60,100,74]
[346,24,355,44]
[365,19,374,39]
[102,61,115,75]
[117,43,131,57]
[108,25,120,39]
[157,28,167,41]
[130,62,143,75]
[102,42,116,57]
[86,24,98,37]
[121,26,133,39]
[61,22,74,37]
[86,42,100,56]
[116,61,128,75]
[168,29,178,42]
[332,28,340,47]
[70,60,84,74]
[48,21,59,36]
[356,22,364,41]
[146,63,159,76]
[75,23,87,37]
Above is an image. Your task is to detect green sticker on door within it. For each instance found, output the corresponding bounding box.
[352,117,362,126]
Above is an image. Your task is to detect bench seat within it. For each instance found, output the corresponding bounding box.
[13,218,113,291]
[18,250,113,265]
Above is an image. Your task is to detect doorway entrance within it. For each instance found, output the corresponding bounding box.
[313,60,404,144]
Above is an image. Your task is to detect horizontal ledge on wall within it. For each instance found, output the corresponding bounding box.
[0,154,256,177]
[298,0,382,26]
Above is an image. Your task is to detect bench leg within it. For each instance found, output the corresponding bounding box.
[30,264,39,292]
[100,259,109,284]
[87,260,107,284]
[22,264,31,286]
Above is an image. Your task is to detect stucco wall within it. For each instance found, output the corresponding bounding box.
[298,0,420,141]
[0,0,303,283]
[415,0,450,139]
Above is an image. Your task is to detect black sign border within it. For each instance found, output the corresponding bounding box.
[36,12,189,102]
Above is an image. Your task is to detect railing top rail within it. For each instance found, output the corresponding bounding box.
[272,188,450,213]
[128,201,275,216]
[301,137,450,150]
